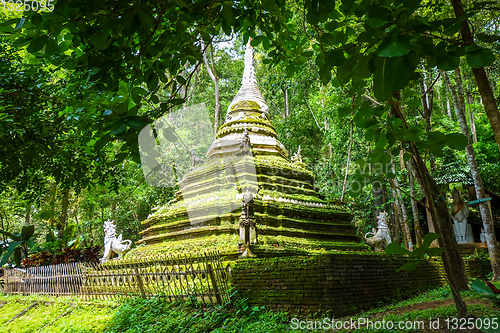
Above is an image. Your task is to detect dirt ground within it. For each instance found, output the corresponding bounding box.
[364,299,499,332]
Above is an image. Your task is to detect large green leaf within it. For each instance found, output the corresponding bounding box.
[413,232,440,257]
[126,117,149,130]
[338,107,351,117]
[14,247,21,266]
[163,126,178,143]
[447,132,469,150]
[427,131,448,156]
[222,4,235,26]
[469,278,500,305]
[27,35,48,53]
[110,122,128,135]
[327,49,346,66]
[376,35,411,57]
[426,247,444,257]
[20,225,35,240]
[466,48,496,68]
[89,32,109,51]
[0,241,23,266]
[306,0,320,25]
[396,261,421,272]
[476,33,500,43]
[319,64,332,85]
[406,98,421,108]
[372,56,413,102]
[436,53,459,71]
[385,242,412,256]
[138,10,154,29]
[0,230,21,241]
[45,38,59,55]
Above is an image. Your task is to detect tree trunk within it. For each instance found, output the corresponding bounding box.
[372,181,388,225]
[419,77,436,173]
[283,86,290,118]
[201,41,221,134]
[451,0,500,155]
[442,70,462,120]
[305,98,322,130]
[58,187,70,235]
[390,177,413,250]
[340,109,354,202]
[388,141,412,249]
[25,205,31,225]
[454,67,500,280]
[49,183,57,229]
[111,201,117,221]
[408,167,423,246]
[446,94,453,119]
[466,91,478,143]
[390,186,402,244]
[420,72,432,132]
[390,91,468,317]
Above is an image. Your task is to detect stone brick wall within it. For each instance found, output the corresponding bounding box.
[465,257,493,279]
[231,253,491,316]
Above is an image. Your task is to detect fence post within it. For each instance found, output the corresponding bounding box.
[207,263,221,305]
[134,267,146,297]
[3,268,8,294]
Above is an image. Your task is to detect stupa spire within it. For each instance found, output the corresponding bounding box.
[241,39,258,86]
[227,40,268,113]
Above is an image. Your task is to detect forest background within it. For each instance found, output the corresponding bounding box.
[0,0,499,267]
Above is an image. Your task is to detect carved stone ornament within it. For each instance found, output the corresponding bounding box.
[449,190,473,244]
[236,129,252,156]
[190,148,204,167]
[100,219,132,262]
[239,190,257,257]
[365,211,392,252]
[291,145,303,163]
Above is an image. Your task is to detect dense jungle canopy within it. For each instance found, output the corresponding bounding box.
[0,0,499,269]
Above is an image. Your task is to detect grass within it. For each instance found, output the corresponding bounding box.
[315,284,500,332]
[1,283,500,332]
[104,297,286,333]
[0,294,117,333]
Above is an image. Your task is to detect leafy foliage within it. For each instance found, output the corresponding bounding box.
[385,233,444,272]
[21,246,101,267]
[0,225,36,266]
[105,295,291,333]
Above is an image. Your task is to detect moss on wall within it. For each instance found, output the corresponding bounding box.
[231,253,491,316]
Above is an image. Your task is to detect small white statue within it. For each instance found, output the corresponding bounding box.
[100,219,132,262]
[365,211,392,252]
[449,190,473,244]
[291,145,303,163]
[480,228,486,243]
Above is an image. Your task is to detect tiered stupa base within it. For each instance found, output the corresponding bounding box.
[130,155,365,258]
[129,41,365,259]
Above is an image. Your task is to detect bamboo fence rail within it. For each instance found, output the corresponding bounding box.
[2,251,229,305]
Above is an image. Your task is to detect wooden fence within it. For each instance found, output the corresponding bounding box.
[2,251,229,305]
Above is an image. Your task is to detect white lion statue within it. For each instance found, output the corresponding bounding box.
[365,211,392,252]
[100,219,132,263]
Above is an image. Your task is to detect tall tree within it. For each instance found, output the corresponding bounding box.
[201,41,221,134]
[407,166,423,247]
[451,0,500,155]
[389,163,413,251]
[452,66,500,280]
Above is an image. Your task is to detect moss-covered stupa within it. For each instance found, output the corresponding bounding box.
[132,42,364,258]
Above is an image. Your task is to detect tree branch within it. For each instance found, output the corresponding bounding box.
[304,98,322,130]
